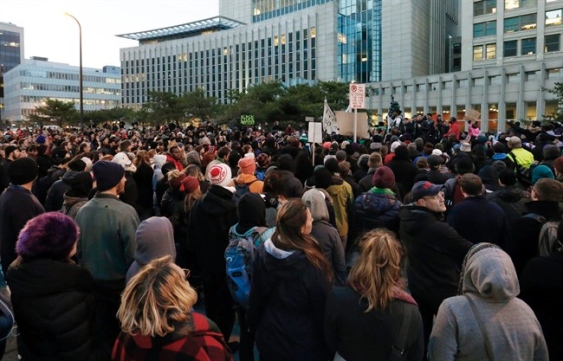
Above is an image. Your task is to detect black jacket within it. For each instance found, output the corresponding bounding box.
[44,170,79,212]
[7,259,96,361]
[0,186,45,275]
[386,159,418,198]
[520,252,563,361]
[188,185,237,274]
[506,200,561,276]
[325,287,424,361]
[487,186,531,227]
[248,243,331,361]
[399,205,472,311]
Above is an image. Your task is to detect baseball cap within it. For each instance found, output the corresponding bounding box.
[411,181,443,202]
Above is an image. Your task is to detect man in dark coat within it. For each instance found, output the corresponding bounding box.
[487,169,531,227]
[505,178,563,276]
[399,181,472,351]
[0,157,45,275]
[447,174,507,246]
[189,163,238,342]
[387,146,418,199]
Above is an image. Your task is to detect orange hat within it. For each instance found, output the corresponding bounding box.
[238,157,256,174]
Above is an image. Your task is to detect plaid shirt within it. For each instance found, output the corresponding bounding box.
[112,312,232,361]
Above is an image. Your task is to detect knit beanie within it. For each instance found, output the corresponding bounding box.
[17,212,78,261]
[8,157,39,185]
[207,163,232,187]
[532,165,555,185]
[372,166,395,189]
[182,176,200,194]
[93,161,125,192]
[35,135,46,144]
[554,156,563,175]
[67,159,87,172]
[238,157,256,174]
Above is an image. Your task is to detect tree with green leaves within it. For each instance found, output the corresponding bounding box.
[180,89,219,123]
[546,82,563,122]
[28,99,77,127]
[142,91,184,126]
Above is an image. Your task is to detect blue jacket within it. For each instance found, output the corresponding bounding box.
[354,189,402,234]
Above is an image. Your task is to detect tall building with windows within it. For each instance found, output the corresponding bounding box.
[369,0,563,132]
[3,58,121,122]
[118,0,461,108]
[0,22,24,121]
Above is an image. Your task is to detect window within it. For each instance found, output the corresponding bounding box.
[521,38,536,55]
[486,43,497,59]
[474,21,497,38]
[545,34,561,52]
[505,0,536,10]
[546,10,562,27]
[474,0,497,16]
[473,45,484,61]
[504,40,518,57]
[504,14,537,33]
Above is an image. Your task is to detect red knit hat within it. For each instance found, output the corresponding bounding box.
[182,176,200,193]
[372,166,395,189]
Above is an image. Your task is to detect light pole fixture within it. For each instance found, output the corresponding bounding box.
[64,12,83,124]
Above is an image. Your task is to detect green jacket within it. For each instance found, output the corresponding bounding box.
[76,193,139,280]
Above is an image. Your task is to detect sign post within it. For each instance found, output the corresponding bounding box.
[349,83,366,143]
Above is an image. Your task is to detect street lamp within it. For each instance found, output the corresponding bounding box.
[64,12,83,124]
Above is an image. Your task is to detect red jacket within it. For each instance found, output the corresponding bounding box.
[444,122,460,140]
[112,312,232,361]
[166,154,184,171]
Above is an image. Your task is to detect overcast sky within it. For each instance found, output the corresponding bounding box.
[3,0,220,69]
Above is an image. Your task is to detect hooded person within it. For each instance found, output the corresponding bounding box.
[126,217,176,283]
[61,171,93,219]
[302,189,346,286]
[428,243,548,361]
[113,152,140,215]
[44,158,86,212]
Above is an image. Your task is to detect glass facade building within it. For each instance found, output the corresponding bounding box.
[0,22,24,120]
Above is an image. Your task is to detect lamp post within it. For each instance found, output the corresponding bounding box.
[64,12,83,124]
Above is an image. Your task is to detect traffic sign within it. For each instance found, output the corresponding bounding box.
[349,83,366,109]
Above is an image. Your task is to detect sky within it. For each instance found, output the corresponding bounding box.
[3,0,220,69]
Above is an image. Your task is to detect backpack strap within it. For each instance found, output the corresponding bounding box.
[465,295,495,361]
[389,302,415,359]
[524,213,546,224]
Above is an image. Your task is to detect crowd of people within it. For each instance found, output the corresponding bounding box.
[0,113,561,360]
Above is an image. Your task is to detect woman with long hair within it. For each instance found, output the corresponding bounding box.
[248,199,332,361]
[112,256,232,361]
[325,229,424,361]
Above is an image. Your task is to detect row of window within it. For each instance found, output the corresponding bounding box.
[475,0,559,16]
[474,33,560,61]
[17,70,120,84]
[17,82,120,95]
[18,96,118,106]
[474,10,562,38]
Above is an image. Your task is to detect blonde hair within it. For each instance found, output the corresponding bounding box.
[117,256,198,337]
[167,169,184,183]
[348,229,404,311]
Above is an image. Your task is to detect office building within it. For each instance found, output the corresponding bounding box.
[118,0,461,108]
[0,22,24,122]
[370,0,563,132]
[2,58,121,122]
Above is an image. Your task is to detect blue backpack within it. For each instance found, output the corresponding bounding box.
[225,225,268,309]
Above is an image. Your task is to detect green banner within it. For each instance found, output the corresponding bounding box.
[240,115,255,125]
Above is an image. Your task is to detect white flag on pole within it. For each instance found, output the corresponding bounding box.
[322,98,339,134]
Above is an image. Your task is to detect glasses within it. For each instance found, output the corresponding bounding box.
[182,268,191,280]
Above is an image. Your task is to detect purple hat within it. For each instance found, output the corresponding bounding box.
[17,212,79,260]
[411,181,443,202]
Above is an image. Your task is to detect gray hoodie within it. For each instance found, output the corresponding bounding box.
[428,244,548,361]
[126,217,176,282]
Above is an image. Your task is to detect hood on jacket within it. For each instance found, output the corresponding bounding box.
[61,170,80,184]
[259,238,311,279]
[127,217,176,282]
[399,204,442,234]
[355,191,400,216]
[302,188,329,222]
[65,171,93,198]
[236,193,266,234]
[199,185,237,216]
[236,173,259,185]
[460,243,519,301]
